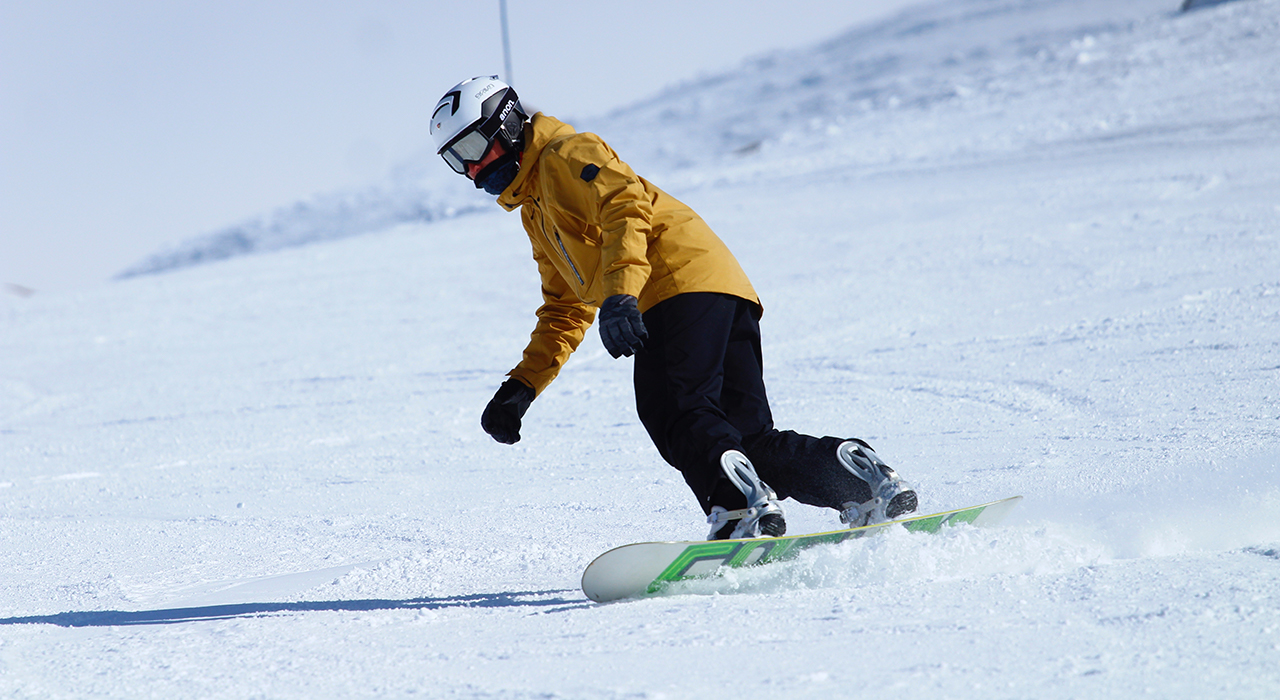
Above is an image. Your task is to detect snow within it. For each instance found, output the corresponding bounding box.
[3,0,1280,696]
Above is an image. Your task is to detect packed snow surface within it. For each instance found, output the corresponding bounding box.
[4,0,1280,697]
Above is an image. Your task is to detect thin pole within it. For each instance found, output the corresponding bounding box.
[499,0,514,84]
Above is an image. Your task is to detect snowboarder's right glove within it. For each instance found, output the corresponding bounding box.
[481,378,535,444]
[598,294,648,359]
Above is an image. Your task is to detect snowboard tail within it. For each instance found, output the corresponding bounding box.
[581,495,1022,603]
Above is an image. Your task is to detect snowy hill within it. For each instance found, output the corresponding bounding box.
[4,0,1280,697]
[119,0,1280,277]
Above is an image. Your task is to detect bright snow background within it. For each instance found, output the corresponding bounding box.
[3,0,1280,697]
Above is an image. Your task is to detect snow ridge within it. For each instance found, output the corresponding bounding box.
[120,0,1279,278]
[116,175,485,279]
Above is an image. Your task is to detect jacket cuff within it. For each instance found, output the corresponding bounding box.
[507,369,550,397]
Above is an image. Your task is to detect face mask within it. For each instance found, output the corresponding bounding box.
[474,152,521,196]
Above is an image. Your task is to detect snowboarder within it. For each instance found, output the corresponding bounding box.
[430,76,917,539]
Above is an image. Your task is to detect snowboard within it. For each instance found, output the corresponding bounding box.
[581,495,1022,602]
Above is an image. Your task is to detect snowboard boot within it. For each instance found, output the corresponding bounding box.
[706,450,787,540]
[836,440,918,527]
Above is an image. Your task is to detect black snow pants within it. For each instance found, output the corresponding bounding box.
[633,292,874,515]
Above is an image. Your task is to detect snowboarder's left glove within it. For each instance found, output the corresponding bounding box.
[599,294,648,359]
[481,378,535,444]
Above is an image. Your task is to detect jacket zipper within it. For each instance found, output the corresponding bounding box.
[553,230,586,286]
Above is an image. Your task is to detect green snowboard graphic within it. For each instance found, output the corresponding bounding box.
[582,496,1022,602]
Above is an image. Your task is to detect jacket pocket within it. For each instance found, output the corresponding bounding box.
[553,230,586,287]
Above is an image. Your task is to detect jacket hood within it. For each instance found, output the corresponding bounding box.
[496,113,576,211]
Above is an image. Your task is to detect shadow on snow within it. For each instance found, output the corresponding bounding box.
[0,589,591,628]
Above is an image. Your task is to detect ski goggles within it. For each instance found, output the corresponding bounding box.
[439,127,494,175]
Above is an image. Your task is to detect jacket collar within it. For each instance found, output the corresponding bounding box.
[496,113,577,211]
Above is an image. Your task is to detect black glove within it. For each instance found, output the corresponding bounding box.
[599,294,648,358]
[481,378,535,444]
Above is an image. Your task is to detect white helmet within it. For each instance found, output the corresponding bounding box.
[430,76,528,175]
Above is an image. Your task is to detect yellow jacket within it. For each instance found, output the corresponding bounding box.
[497,114,759,395]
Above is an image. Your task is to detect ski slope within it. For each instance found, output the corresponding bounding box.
[3,0,1280,697]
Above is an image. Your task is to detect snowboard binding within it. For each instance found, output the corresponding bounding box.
[707,450,787,540]
[836,440,918,527]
